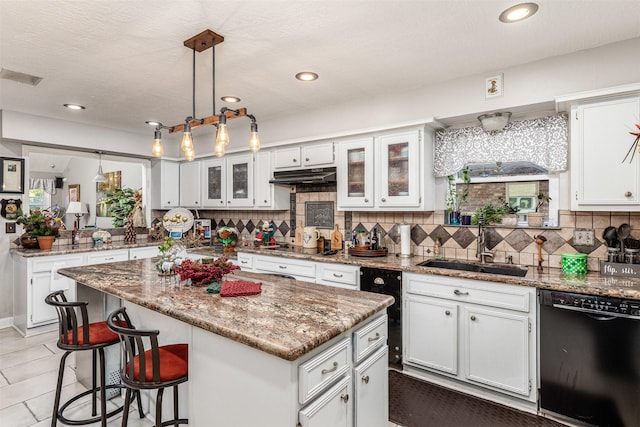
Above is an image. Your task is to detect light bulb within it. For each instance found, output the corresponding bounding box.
[181,131,193,152]
[248,124,260,152]
[216,123,230,147]
[184,147,195,161]
[151,130,163,157]
[214,142,225,158]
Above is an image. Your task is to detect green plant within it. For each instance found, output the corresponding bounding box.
[498,197,520,215]
[16,208,61,237]
[470,203,504,225]
[105,187,139,227]
[535,191,551,212]
[157,236,175,256]
[446,166,471,213]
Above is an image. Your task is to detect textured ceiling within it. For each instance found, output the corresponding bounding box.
[1,0,639,141]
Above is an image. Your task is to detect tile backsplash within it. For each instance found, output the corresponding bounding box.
[153,189,640,272]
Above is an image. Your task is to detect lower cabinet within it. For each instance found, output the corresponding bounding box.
[354,346,388,427]
[404,272,536,402]
[299,376,352,427]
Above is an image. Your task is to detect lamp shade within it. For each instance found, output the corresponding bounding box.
[67,201,84,215]
[478,112,512,132]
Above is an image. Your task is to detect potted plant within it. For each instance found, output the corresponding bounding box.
[498,197,520,226]
[528,191,551,227]
[446,166,470,225]
[470,203,503,225]
[16,208,62,250]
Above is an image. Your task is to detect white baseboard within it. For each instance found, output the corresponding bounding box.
[0,317,14,329]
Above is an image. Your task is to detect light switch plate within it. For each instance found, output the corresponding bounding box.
[574,229,595,246]
[5,222,16,234]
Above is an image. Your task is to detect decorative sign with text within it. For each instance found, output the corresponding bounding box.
[600,261,640,277]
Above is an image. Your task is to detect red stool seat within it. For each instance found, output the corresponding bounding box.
[130,344,188,382]
[64,321,120,346]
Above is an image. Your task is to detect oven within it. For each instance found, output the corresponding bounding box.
[360,267,402,367]
[539,289,640,426]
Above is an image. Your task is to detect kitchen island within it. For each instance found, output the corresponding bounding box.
[58,257,393,426]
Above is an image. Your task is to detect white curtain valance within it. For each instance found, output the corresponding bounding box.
[434,113,568,177]
[29,178,57,195]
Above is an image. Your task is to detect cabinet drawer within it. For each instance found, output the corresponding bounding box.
[405,273,531,313]
[129,246,160,259]
[236,252,254,270]
[302,142,334,167]
[86,250,129,265]
[299,337,350,405]
[316,263,359,289]
[353,314,387,364]
[31,254,84,273]
[255,255,315,279]
[273,146,301,169]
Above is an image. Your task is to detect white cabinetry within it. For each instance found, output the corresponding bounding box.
[403,273,536,402]
[86,249,129,265]
[12,253,84,336]
[354,346,388,427]
[201,157,226,208]
[253,254,316,281]
[569,94,640,210]
[226,153,254,208]
[129,246,160,260]
[336,127,435,211]
[254,151,290,209]
[179,161,201,207]
[316,263,360,290]
[151,160,180,209]
[273,142,334,169]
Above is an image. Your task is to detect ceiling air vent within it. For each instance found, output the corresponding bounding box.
[0,68,43,86]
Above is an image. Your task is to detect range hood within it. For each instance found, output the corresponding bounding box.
[269,167,336,186]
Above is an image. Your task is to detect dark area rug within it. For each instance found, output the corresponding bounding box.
[389,370,565,427]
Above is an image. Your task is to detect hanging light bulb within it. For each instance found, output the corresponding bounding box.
[151,128,164,157]
[215,114,230,147]
[248,116,260,152]
[181,120,194,153]
[214,142,225,158]
[184,147,195,161]
[93,153,108,183]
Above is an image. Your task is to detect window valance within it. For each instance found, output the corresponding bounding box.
[433,113,568,177]
[29,178,57,195]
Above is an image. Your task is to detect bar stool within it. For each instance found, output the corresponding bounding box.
[106,307,189,427]
[45,290,143,427]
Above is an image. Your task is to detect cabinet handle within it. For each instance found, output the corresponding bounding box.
[340,394,349,404]
[381,197,386,202]
[470,315,477,321]
[361,375,370,384]
[220,200,224,204]
[321,361,338,374]
[332,273,343,278]
[364,198,369,203]
[240,260,248,264]
[167,201,171,205]
[278,265,287,269]
[264,200,268,203]
[625,191,633,197]
[293,158,297,162]
[195,201,198,205]
[228,200,231,204]
[105,257,114,260]
[367,332,381,342]
[445,310,451,316]
[453,289,469,296]
[305,157,310,162]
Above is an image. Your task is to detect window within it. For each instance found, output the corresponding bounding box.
[28,189,50,213]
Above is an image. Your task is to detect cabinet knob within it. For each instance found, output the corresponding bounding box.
[381,197,386,202]
[264,200,268,203]
[361,375,370,384]
[195,201,198,205]
[470,315,477,321]
[445,310,451,316]
[305,157,310,162]
[293,158,297,162]
[625,191,633,197]
[364,198,369,203]
[340,394,349,404]
[220,200,224,204]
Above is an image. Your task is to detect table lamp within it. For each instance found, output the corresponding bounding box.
[67,201,85,245]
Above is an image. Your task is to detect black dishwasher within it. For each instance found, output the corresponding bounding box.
[539,289,640,426]
[360,267,402,367]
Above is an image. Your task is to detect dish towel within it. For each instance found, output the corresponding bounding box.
[220,281,262,297]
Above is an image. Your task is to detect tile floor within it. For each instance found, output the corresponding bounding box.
[0,327,401,426]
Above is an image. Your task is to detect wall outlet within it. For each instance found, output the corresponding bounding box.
[574,229,595,246]
[5,222,16,234]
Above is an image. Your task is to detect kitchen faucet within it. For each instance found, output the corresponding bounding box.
[476,213,494,264]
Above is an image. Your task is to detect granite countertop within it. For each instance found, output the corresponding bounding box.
[57,258,393,361]
[234,245,640,300]
[11,239,167,258]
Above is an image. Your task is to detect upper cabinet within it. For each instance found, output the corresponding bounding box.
[336,126,435,211]
[202,158,226,208]
[255,151,290,209]
[569,93,640,211]
[273,142,334,169]
[151,160,180,209]
[226,153,254,208]
[179,161,202,208]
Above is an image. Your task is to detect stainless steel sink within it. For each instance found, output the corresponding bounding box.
[416,259,528,277]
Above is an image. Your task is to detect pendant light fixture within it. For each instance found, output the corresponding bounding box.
[149,29,260,160]
[93,152,108,182]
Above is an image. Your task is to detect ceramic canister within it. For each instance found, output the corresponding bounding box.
[302,226,320,248]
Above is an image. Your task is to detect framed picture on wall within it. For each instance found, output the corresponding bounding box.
[0,157,25,194]
[68,184,80,202]
[485,74,503,99]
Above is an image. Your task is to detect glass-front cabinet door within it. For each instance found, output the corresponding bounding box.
[226,153,254,208]
[201,158,226,208]
[376,130,421,207]
[337,137,374,209]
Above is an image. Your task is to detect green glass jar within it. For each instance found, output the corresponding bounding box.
[561,253,588,275]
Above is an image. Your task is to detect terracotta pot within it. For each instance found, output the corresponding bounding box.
[37,235,56,251]
[527,212,545,227]
[21,233,40,249]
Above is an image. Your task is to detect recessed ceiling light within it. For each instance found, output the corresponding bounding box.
[145,120,161,126]
[63,103,85,110]
[499,2,539,23]
[221,96,241,103]
[295,72,319,81]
